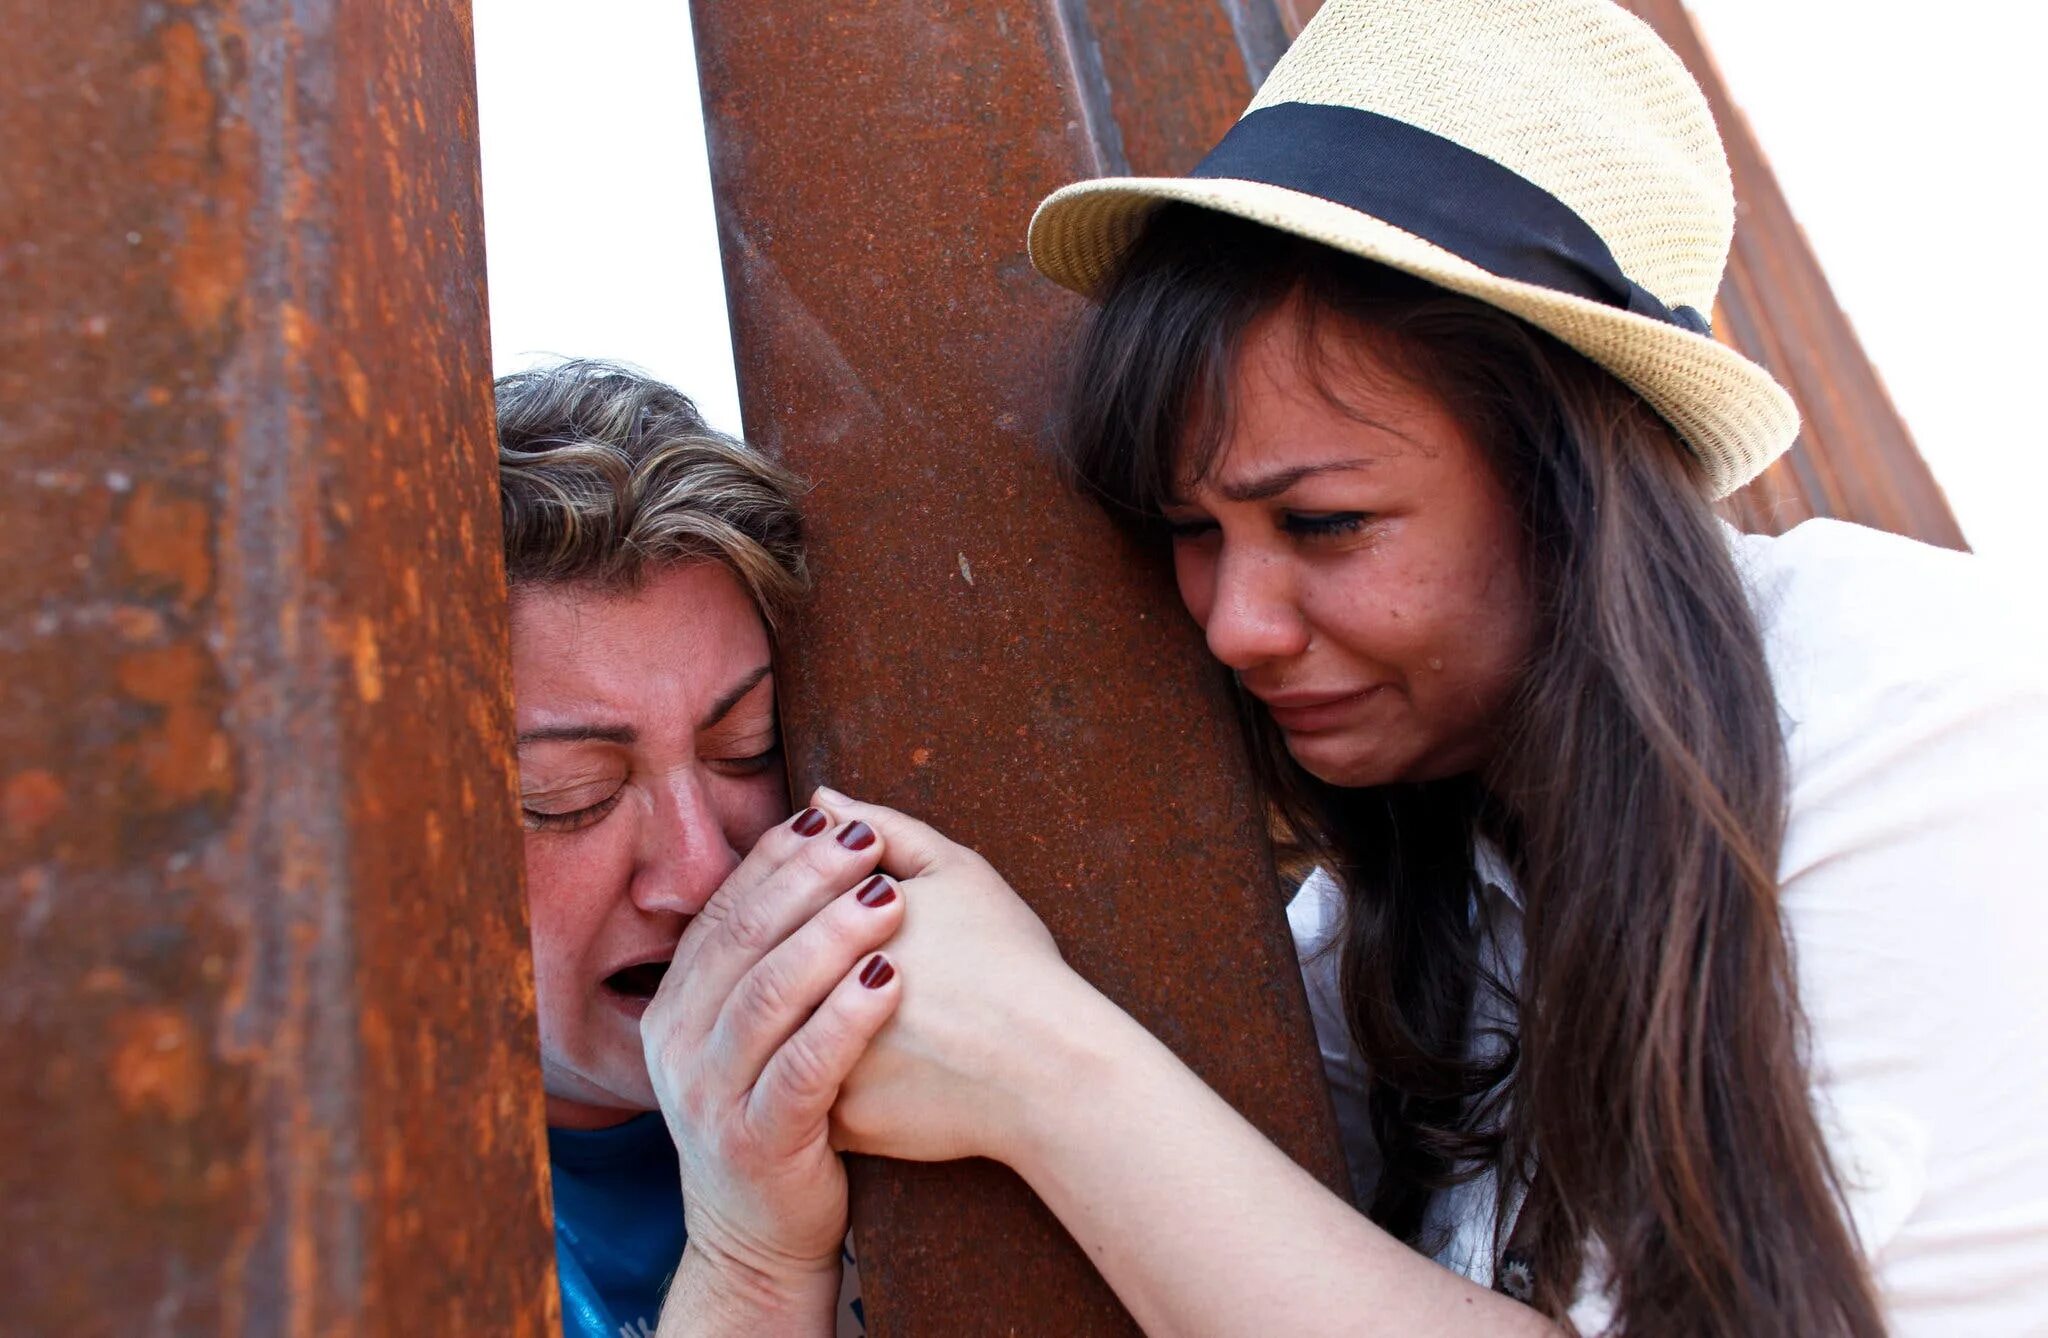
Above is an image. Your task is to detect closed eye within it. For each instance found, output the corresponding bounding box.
[707,739,783,779]
[1162,515,1218,541]
[523,788,624,834]
[1282,511,1371,539]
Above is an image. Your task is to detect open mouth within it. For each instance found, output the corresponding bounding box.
[602,960,670,1000]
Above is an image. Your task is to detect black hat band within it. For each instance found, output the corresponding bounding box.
[1188,102,1713,336]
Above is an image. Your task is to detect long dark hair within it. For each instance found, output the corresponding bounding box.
[1057,206,1883,1337]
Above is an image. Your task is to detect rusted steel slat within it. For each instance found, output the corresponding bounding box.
[0,1,557,1331]
[1270,0,1327,39]
[690,1,1347,1331]
[1083,0,1292,170]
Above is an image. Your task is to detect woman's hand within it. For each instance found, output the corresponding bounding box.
[805,793,1554,1338]
[640,794,903,1321]
[812,790,1106,1167]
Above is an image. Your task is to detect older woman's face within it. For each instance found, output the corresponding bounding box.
[1164,300,1533,788]
[510,563,787,1129]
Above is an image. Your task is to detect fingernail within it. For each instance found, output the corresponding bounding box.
[815,785,851,805]
[791,807,829,837]
[859,955,895,989]
[836,820,875,851]
[855,874,896,908]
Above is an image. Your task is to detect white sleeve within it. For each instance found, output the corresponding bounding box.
[1763,528,2048,1335]
[1288,869,1381,1211]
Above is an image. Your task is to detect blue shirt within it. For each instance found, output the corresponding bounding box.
[550,1114,685,1338]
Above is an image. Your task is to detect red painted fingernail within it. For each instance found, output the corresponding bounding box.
[855,874,896,908]
[836,820,875,851]
[791,807,828,837]
[859,955,895,989]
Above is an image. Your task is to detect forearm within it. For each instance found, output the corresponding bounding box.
[654,1241,841,1338]
[998,984,1554,1338]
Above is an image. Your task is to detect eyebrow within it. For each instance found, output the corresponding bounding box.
[517,723,637,746]
[515,665,773,747]
[1210,457,1380,504]
[700,664,774,730]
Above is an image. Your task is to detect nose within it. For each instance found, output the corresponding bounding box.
[627,768,738,917]
[1196,540,1311,672]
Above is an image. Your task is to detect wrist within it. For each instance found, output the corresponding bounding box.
[984,972,1171,1177]
[659,1238,840,1336]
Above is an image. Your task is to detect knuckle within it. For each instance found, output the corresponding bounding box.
[774,1029,839,1104]
[737,953,801,1024]
[722,890,782,957]
[687,890,735,941]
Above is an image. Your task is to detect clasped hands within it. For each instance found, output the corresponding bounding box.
[640,786,1084,1316]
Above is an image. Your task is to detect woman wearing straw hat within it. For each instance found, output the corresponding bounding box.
[768,0,2048,1332]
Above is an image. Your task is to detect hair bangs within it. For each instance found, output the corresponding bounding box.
[1058,206,1304,527]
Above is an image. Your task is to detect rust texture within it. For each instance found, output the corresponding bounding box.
[0,0,557,1332]
[1267,0,1328,42]
[691,1,1347,1332]
[1279,0,1967,548]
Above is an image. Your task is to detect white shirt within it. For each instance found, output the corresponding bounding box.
[1289,519,2048,1334]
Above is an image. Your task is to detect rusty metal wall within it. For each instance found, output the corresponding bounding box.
[0,1,558,1332]
[1275,0,1966,549]
[689,1,1348,1332]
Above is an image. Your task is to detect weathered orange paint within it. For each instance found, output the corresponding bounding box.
[118,483,216,609]
[1,0,557,1331]
[109,1007,208,1123]
[4,769,70,839]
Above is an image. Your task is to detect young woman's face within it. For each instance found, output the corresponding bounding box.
[510,562,787,1129]
[1165,300,1534,788]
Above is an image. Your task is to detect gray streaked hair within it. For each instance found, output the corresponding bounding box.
[494,359,808,629]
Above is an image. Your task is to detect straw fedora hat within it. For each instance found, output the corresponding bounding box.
[1027,0,1797,498]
